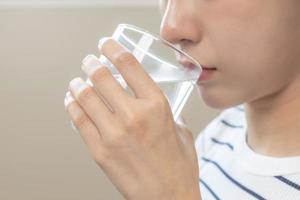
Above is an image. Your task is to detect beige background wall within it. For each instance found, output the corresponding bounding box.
[0,6,221,200]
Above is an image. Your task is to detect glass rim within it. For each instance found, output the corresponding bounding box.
[117,23,202,70]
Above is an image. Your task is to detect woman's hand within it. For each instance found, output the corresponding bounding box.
[64,38,201,200]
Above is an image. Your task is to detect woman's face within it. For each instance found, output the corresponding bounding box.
[160,0,300,109]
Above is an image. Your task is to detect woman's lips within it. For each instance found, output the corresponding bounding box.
[179,57,217,82]
[179,57,216,70]
[198,66,217,82]
[202,66,217,70]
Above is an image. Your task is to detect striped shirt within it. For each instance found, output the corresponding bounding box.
[195,105,300,200]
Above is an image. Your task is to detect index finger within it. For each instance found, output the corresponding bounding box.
[99,38,162,99]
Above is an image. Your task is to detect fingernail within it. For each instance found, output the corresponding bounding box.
[81,55,103,76]
[69,77,89,97]
[64,91,75,108]
[98,37,110,53]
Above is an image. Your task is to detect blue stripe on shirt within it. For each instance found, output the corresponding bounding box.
[211,137,234,150]
[221,119,244,129]
[202,157,266,200]
[200,178,221,200]
[236,107,245,112]
[275,176,300,191]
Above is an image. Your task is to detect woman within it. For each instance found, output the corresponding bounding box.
[64,0,300,199]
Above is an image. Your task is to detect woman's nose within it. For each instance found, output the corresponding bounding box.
[159,1,201,46]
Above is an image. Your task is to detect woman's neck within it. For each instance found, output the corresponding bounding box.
[245,77,300,157]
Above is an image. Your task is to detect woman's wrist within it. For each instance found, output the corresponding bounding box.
[174,187,201,200]
[163,181,201,200]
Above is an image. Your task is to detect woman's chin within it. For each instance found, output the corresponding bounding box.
[202,99,231,110]
[197,87,242,110]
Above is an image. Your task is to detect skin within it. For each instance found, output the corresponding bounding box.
[64,40,201,199]
[160,0,300,157]
[64,0,300,199]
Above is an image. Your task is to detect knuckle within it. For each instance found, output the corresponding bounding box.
[77,87,94,104]
[148,96,170,112]
[91,67,111,83]
[73,114,89,130]
[124,111,147,132]
[92,148,110,165]
[115,51,137,66]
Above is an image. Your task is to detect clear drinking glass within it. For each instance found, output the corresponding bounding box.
[87,24,202,122]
